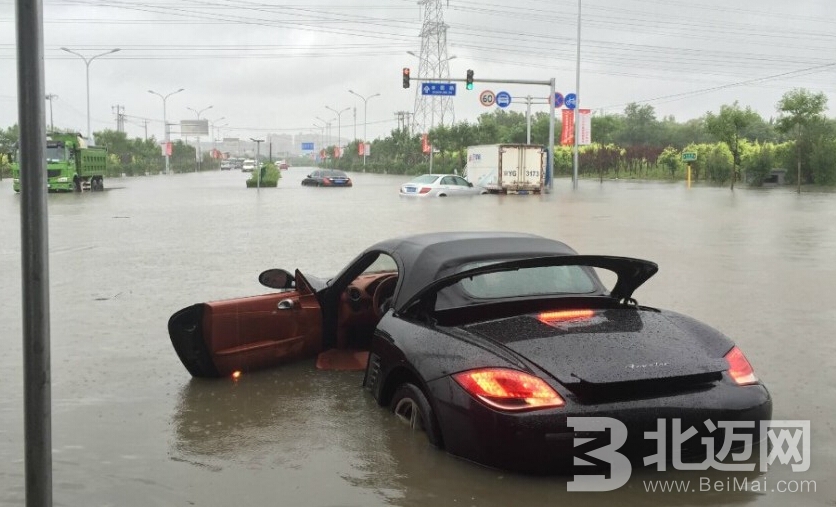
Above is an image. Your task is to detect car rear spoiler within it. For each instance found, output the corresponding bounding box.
[396,255,658,313]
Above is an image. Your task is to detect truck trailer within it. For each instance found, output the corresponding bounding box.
[464,144,545,194]
[11,133,107,192]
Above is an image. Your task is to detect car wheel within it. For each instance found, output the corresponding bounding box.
[390,383,443,447]
[438,193,447,197]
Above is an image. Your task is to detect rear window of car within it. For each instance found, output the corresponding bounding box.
[456,262,598,299]
[410,174,440,184]
[324,170,347,177]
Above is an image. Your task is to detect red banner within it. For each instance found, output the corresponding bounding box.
[358,143,365,156]
[421,134,430,154]
[560,109,574,146]
[561,109,592,146]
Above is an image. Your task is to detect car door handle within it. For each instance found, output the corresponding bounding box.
[277,299,295,310]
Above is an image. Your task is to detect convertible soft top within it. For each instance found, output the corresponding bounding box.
[359,232,579,311]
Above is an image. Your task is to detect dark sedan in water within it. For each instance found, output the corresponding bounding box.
[301,169,353,187]
[168,232,771,474]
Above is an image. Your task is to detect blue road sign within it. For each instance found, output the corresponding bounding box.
[421,82,457,96]
[495,91,511,108]
[554,92,564,108]
[564,93,577,109]
[301,142,314,151]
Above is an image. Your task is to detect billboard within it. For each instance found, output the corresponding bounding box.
[180,119,209,136]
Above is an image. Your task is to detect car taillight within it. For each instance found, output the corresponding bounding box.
[323,178,332,183]
[537,309,595,324]
[453,368,565,411]
[725,346,758,385]
[419,187,431,194]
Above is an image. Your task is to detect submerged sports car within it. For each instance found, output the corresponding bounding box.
[168,232,771,473]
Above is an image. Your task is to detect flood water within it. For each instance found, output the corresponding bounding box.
[1,168,834,506]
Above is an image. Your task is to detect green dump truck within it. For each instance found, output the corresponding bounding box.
[11,133,107,192]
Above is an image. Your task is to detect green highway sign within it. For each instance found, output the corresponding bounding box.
[682,151,697,162]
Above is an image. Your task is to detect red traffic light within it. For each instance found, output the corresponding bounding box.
[403,67,411,89]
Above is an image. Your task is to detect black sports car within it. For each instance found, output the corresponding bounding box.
[301,169,353,187]
[168,232,772,473]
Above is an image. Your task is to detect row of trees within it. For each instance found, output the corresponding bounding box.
[0,127,213,179]
[326,88,835,189]
[2,88,833,188]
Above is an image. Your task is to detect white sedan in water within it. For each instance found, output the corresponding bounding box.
[399,174,487,197]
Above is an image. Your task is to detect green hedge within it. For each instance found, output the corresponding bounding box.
[246,162,281,188]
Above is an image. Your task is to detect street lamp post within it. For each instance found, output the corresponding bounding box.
[213,122,228,147]
[348,90,380,170]
[316,115,336,165]
[325,105,350,157]
[148,88,184,174]
[315,116,331,147]
[187,105,213,172]
[251,138,264,189]
[45,94,57,132]
[573,0,582,190]
[207,117,225,168]
[61,47,120,141]
[313,120,326,165]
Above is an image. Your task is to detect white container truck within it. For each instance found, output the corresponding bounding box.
[464,144,545,194]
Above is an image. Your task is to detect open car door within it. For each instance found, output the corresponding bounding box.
[169,270,323,378]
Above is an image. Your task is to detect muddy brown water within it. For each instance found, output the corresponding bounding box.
[1,169,834,506]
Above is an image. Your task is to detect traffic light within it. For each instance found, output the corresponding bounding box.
[402,67,410,89]
[466,69,474,90]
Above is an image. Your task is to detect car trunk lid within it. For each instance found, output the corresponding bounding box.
[463,309,727,399]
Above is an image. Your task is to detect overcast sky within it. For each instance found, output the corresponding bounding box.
[1,0,834,143]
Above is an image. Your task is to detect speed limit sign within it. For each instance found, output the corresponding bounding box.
[479,90,496,107]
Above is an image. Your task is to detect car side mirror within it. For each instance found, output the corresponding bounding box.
[468,182,473,187]
[258,268,296,290]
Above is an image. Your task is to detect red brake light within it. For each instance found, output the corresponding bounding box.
[453,368,565,411]
[725,346,758,385]
[419,187,432,194]
[323,177,332,183]
[538,309,595,323]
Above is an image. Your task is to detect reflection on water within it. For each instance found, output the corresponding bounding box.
[171,361,771,507]
[0,171,834,505]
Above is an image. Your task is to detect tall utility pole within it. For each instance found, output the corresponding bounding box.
[112,104,125,133]
[412,0,455,133]
[45,93,56,132]
[395,111,413,135]
[60,47,120,141]
[18,0,53,504]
